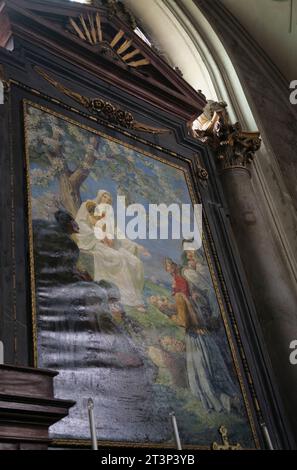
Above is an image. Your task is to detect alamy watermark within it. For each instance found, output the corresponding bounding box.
[289,340,297,365]
[89,196,202,250]
[288,83,297,363]
[289,80,297,104]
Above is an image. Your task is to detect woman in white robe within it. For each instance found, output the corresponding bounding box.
[75,190,145,308]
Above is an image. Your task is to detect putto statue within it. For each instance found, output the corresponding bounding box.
[194,100,261,170]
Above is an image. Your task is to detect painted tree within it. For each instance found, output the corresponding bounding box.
[27,106,188,218]
[27,108,103,216]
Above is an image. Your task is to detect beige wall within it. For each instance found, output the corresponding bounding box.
[221,0,297,81]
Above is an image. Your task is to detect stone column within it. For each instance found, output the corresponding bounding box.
[195,101,297,443]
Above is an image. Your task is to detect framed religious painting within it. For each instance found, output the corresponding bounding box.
[23,99,259,449]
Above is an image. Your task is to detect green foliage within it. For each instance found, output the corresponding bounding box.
[124,281,185,343]
[27,105,187,205]
[144,279,171,297]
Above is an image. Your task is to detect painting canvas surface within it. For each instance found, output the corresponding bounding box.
[25,103,256,447]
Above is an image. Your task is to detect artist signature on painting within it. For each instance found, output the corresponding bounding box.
[100,454,196,467]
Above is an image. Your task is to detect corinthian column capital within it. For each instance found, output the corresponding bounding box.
[194,101,261,171]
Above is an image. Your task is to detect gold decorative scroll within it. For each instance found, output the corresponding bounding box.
[34,67,169,135]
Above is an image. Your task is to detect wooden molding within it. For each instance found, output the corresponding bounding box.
[0,364,75,450]
[1,0,206,120]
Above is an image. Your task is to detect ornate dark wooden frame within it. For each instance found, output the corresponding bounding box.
[23,98,258,449]
[0,0,294,450]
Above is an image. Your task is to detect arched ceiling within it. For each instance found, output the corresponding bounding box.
[123,0,253,124]
[124,0,296,83]
[124,0,219,99]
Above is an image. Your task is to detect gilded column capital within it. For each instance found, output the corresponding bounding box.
[194,101,261,172]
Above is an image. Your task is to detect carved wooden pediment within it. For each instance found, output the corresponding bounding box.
[0,0,206,120]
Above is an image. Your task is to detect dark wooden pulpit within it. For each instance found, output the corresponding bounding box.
[0,364,75,450]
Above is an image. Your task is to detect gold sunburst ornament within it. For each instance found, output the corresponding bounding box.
[68,12,150,68]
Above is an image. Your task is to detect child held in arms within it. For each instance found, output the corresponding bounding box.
[86,192,114,248]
